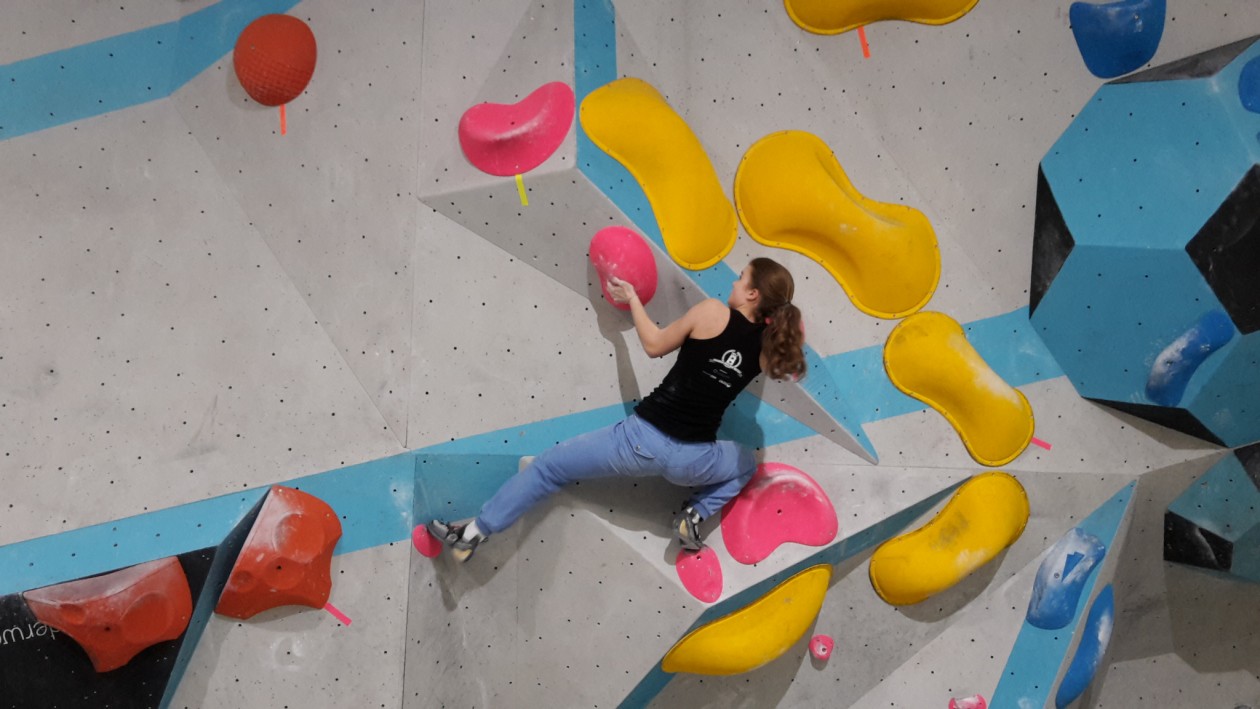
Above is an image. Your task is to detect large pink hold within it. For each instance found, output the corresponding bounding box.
[590,226,658,310]
[720,462,838,565]
[458,81,575,176]
[675,547,722,603]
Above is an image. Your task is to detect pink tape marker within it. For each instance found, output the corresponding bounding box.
[324,602,352,626]
[1031,436,1052,450]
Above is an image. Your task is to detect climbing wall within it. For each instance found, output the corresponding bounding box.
[1,0,1259,708]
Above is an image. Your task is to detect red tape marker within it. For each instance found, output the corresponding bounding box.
[858,26,871,59]
[1031,436,1052,451]
[324,601,352,626]
[280,104,287,135]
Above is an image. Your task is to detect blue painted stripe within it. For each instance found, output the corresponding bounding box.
[0,0,299,141]
[0,304,1061,596]
[991,481,1134,709]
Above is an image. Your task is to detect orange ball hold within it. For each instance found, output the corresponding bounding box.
[23,557,193,673]
[233,14,317,106]
[214,485,342,620]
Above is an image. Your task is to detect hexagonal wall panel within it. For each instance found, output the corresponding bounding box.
[1030,36,1260,447]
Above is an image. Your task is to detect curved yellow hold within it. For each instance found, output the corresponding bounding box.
[785,0,980,36]
[734,131,940,319]
[884,311,1034,465]
[870,472,1029,606]
[662,564,831,675]
[579,78,736,271]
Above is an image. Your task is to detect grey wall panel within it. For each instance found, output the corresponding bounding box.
[0,101,399,548]
[168,0,427,446]
[0,1,189,64]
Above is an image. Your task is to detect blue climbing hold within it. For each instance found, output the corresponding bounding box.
[1145,309,1235,407]
[1055,585,1116,709]
[1240,56,1260,114]
[1069,0,1166,79]
[1027,528,1107,630]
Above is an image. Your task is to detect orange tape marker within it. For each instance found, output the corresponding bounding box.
[280,104,287,135]
[858,26,871,58]
[324,601,351,626]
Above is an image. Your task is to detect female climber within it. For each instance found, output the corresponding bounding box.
[428,257,807,562]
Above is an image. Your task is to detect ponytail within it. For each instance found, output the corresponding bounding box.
[748,257,807,382]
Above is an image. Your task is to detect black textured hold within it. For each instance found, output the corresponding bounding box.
[1030,166,1076,316]
[1086,397,1226,446]
[1164,510,1233,571]
[1112,35,1260,84]
[1185,165,1260,334]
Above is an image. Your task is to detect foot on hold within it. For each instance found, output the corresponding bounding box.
[674,507,704,551]
[427,520,483,563]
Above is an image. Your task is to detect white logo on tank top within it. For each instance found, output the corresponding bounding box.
[709,349,744,377]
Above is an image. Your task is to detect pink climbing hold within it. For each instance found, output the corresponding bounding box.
[948,695,987,709]
[590,226,658,310]
[675,547,723,603]
[458,81,576,176]
[720,462,838,565]
[411,524,442,558]
[809,634,834,661]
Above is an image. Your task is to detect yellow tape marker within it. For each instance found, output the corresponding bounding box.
[735,130,940,318]
[870,472,1029,606]
[884,311,1035,465]
[580,77,736,271]
[785,0,980,36]
[515,173,528,206]
[662,564,831,675]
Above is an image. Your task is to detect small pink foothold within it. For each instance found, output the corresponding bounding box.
[948,694,987,709]
[412,524,442,558]
[675,548,723,603]
[809,634,834,661]
[590,226,658,310]
[721,462,838,565]
[458,81,575,176]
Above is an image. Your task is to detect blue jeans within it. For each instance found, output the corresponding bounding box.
[475,415,756,535]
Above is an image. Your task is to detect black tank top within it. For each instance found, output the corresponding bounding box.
[635,307,766,442]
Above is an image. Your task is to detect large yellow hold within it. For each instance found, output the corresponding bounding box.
[735,131,940,319]
[884,311,1034,466]
[869,472,1029,606]
[662,564,831,675]
[785,0,980,35]
[579,78,736,271]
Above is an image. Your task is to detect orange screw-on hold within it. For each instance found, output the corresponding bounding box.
[214,486,342,620]
[23,557,193,673]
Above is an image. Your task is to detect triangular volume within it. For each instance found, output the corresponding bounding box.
[1111,35,1260,84]
[160,492,267,707]
[0,538,247,709]
[990,483,1136,709]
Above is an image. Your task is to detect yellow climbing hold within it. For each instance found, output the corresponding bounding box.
[884,311,1034,465]
[661,564,832,675]
[869,472,1029,606]
[784,0,980,36]
[734,131,940,318]
[579,78,736,271]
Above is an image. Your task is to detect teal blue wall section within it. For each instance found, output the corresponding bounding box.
[990,481,1135,708]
